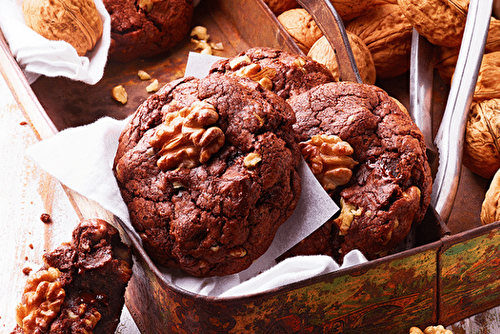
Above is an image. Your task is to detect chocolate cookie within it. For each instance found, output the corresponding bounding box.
[103,0,194,62]
[14,219,132,334]
[114,73,302,277]
[209,47,335,100]
[288,81,432,260]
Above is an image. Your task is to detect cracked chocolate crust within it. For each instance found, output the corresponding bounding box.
[114,73,302,277]
[288,81,432,260]
[103,0,194,62]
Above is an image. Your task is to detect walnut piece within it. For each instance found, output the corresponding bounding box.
[138,70,151,81]
[149,101,225,170]
[23,0,103,56]
[410,325,454,334]
[232,61,277,91]
[334,198,363,236]
[112,85,127,104]
[15,267,66,333]
[300,134,358,190]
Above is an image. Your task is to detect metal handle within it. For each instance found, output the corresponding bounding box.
[431,0,493,222]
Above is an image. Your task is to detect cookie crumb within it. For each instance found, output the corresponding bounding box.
[20,121,28,126]
[29,244,33,249]
[40,213,52,224]
[22,267,32,276]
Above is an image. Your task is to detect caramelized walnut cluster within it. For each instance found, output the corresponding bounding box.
[15,267,65,333]
[149,100,225,170]
[300,134,358,190]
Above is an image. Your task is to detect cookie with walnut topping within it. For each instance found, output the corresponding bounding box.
[209,47,335,100]
[114,73,302,277]
[13,219,132,334]
[286,81,432,261]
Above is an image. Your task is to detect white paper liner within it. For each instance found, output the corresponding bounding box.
[0,0,111,84]
[26,52,368,297]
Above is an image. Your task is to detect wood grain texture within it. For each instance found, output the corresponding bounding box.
[0,75,140,334]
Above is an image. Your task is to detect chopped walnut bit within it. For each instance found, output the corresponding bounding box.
[229,55,251,70]
[234,63,277,90]
[300,134,358,190]
[40,213,52,224]
[210,42,224,51]
[293,57,307,73]
[138,70,151,80]
[66,304,101,332]
[244,152,262,168]
[191,39,212,55]
[149,101,225,170]
[112,85,127,104]
[146,79,159,93]
[410,325,454,334]
[229,247,247,258]
[334,198,362,236]
[16,267,65,333]
[190,26,210,41]
[137,0,160,12]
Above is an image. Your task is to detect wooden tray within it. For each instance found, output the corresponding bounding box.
[0,0,498,332]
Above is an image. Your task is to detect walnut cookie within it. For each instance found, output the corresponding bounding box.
[287,81,432,261]
[113,73,302,277]
[12,219,132,334]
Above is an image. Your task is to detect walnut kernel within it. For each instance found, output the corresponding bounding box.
[233,63,277,90]
[150,101,225,170]
[138,70,151,80]
[23,0,103,56]
[244,152,262,168]
[15,267,65,333]
[146,79,159,93]
[112,85,127,104]
[300,134,358,190]
[334,198,362,236]
[190,26,210,41]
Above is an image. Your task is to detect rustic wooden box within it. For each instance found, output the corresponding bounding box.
[1,0,499,333]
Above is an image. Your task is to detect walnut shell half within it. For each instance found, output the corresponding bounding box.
[463,99,500,179]
[23,0,103,56]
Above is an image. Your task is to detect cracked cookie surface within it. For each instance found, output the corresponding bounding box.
[114,73,302,277]
[288,81,432,260]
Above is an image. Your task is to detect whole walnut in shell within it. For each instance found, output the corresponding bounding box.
[345,4,413,79]
[463,99,500,179]
[278,8,322,54]
[307,33,376,85]
[481,167,500,225]
[23,0,103,56]
[473,51,500,102]
[397,0,468,48]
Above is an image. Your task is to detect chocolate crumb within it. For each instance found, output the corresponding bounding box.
[40,213,52,224]
[29,244,33,249]
[19,121,28,126]
[22,267,32,276]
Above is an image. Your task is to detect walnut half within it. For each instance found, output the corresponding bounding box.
[150,101,225,170]
[300,134,358,190]
[15,267,66,334]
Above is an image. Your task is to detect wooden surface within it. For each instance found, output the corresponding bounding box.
[0,74,140,334]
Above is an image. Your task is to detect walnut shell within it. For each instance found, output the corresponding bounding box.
[307,33,376,85]
[463,99,500,179]
[397,0,467,48]
[23,0,103,56]
[329,0,398,21]
[435,17,500,83]
[278,8,322,54]
[262,0,299,15]
[345,4,412,79]
[481,167,500,225]
[474,51,500,102]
